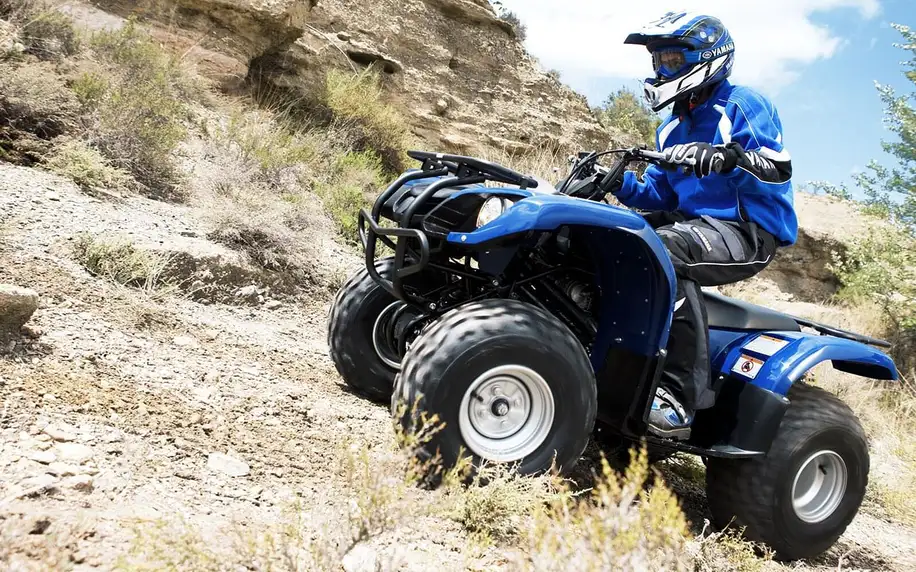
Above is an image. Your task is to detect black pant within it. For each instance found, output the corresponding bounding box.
[644,211,778,411]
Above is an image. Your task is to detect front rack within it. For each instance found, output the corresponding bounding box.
[358,151,539,302]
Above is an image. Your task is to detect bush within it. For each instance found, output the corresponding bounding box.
[43,138,134,195]
[450,462,564,545]
[498,11,527,42]
[0,60,79,163]
[73,233,170,291]
[0,0,79,60]
[323,68,409,173]
[316,151,386,244]
[217,108,320,186]
[508,449,689,570]
[80,20,190,198]
[20,10,79,59]
[830,225,916,368]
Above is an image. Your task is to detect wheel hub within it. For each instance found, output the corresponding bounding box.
[791,450,848,524]
[371,302,422,370]
[459,365,555,462]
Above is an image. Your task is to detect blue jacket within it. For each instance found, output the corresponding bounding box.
[615,80,798,246]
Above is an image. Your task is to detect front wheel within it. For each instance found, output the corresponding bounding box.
[705,383,869,561]
[392,299,597,477]
[327,258,424,402]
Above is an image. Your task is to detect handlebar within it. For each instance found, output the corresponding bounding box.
[406,150,540,189]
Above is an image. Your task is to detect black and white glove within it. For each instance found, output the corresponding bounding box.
[663,142,738,178]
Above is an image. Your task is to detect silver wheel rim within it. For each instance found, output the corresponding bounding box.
[372,302,405,370]
[458,365,555,463]
[792,450,848,523]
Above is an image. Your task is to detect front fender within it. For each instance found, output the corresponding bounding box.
[719,331,899,395]
[446,194,648,245]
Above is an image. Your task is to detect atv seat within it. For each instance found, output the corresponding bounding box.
[703,291,801,332]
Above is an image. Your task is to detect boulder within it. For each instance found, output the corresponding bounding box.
[0,284,39,341]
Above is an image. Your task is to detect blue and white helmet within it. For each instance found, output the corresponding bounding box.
[625,11,735,111]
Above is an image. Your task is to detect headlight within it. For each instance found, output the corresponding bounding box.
[476,197,513,228]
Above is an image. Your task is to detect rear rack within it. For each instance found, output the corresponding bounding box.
[793,316,892,348]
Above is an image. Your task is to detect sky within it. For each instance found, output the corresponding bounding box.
[496,0,914,197]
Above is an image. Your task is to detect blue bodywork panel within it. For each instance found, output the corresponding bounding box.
[440,192,678,365]
[446,194,650,245]
[712,329,898,395]
[402,179,899,392]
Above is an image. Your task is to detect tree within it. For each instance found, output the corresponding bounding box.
[596,87,662,149]
[855,24,916,229]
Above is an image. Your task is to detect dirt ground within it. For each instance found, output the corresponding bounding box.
[2,163,915,571]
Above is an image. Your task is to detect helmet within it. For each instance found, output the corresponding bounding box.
[624,11,735,111]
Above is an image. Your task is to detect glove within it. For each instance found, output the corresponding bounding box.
[663,142,738,178]
[597,167,624,196]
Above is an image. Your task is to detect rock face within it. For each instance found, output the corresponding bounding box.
[757,193,887,302]
[90,0,617,155]
[0,284,39,341]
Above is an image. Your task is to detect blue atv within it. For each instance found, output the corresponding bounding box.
[327,148,899,560]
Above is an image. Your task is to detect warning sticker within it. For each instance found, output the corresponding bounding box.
[732,355,765,379]
[743,334,790,357]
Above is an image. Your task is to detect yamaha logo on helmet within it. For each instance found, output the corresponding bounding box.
[702,42,734,60]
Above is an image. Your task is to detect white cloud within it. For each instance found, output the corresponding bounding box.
[497,1,880,93]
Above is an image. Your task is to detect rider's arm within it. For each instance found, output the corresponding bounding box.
[614,164,679,211]
[715,93,792,187]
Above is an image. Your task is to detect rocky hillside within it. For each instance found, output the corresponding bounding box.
[87,0,614,155]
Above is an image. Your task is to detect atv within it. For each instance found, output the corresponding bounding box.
[327,147,899,561]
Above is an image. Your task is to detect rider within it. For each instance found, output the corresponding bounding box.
[605,12,798,439]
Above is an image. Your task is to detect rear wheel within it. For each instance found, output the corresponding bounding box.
[705,383,869,561]
[327,258,424,402]
[392,299,597,476]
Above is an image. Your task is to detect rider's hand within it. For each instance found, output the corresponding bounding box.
[598,167,624,195]
[663,142,737,178]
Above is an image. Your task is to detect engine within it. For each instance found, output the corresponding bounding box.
[556,277,596,314]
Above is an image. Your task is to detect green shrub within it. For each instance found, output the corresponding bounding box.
[316,151,386,243]
[830,226,916,367]
[44,138,134,195]
[218,109,319,185]
[0,61,79,163]
[70,71,109,107]
[323,68,409,173]
[21,10,79,59]
[0,0,79,60]
[80,20,190,198]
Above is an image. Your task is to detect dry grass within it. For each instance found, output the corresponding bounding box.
[507,448,689,571]
[0,60,80,163]
[315,150,386,243]
[323,67,411,174]
[690,525,774,572]
[190,106,346,285]
[72,233,171,291]
[0,0,80,61]
[76,20,196,199]
[447,461,567,546]
[43,137,135,195]
[110,404,708,571]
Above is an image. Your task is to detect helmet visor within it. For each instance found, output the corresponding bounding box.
[652,49,688,79]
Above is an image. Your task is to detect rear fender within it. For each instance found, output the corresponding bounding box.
[717,330,899,395]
